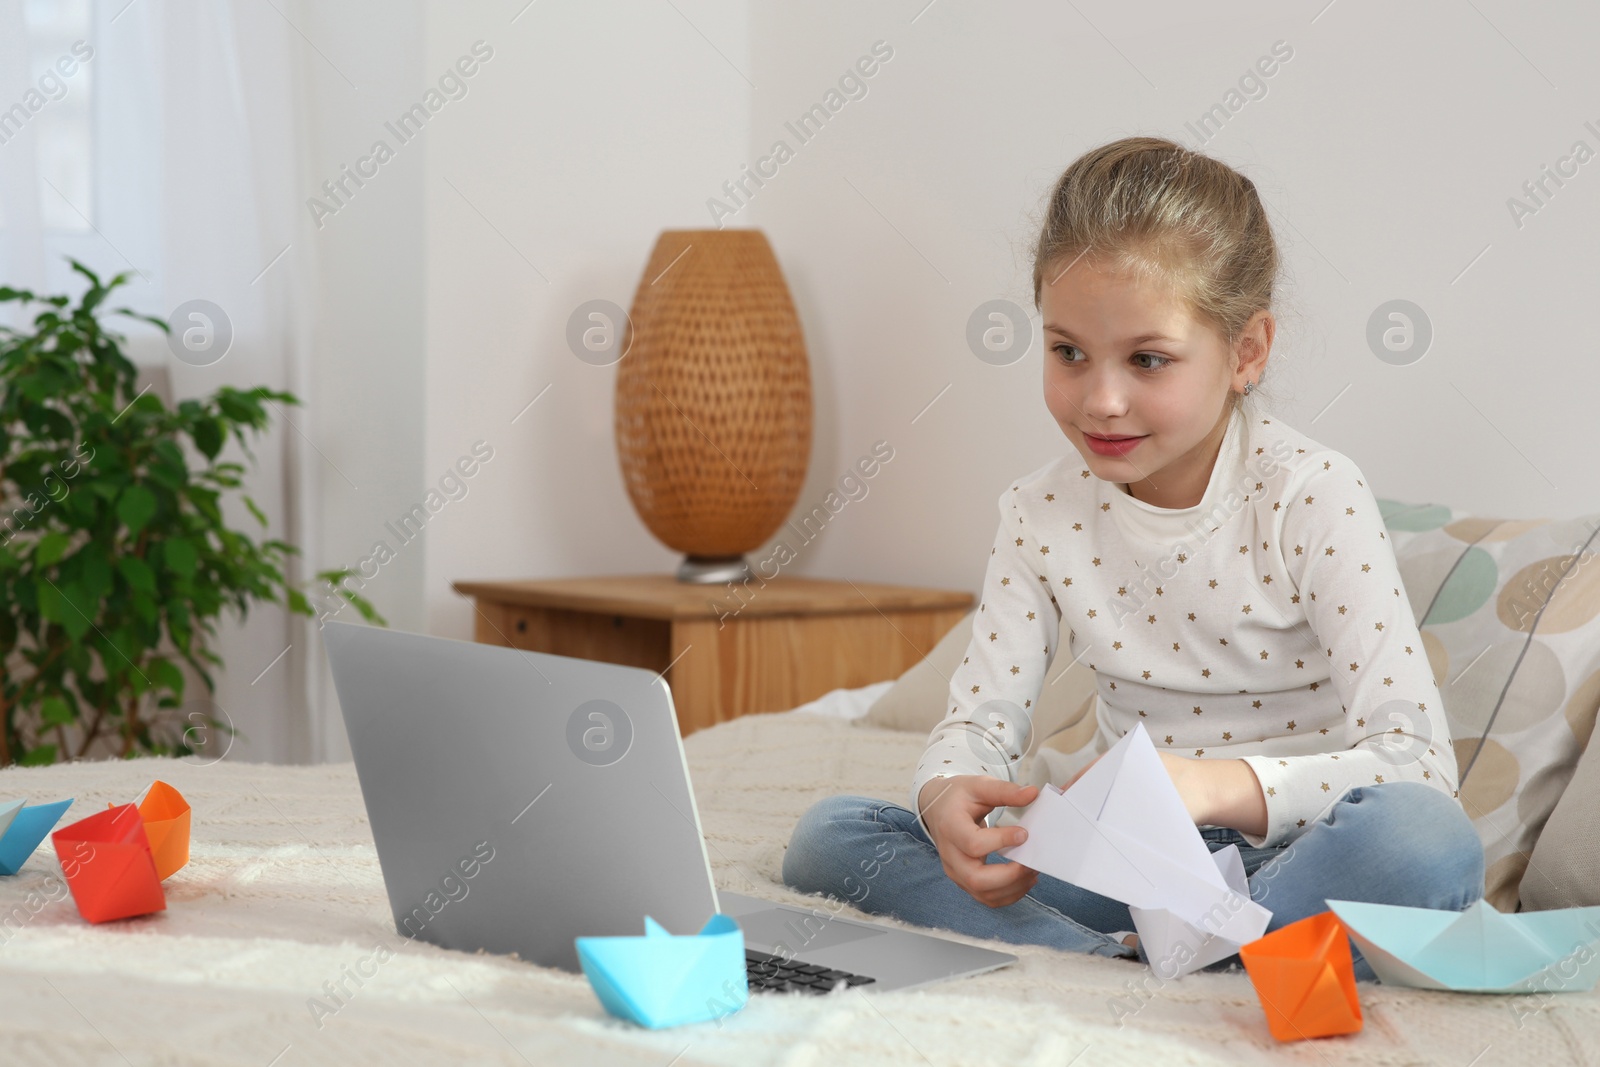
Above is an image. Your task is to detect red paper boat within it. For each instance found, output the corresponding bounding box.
[52,803,167,923]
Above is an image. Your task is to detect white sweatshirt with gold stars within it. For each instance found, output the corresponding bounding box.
[911,404,1462,850]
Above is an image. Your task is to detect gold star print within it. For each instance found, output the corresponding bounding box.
[1015,537,1024,547]
[1278,760,1288,766]
[1164,735,1174,745]
[1423,770,1431,779]
[1287,720,1296,730]
[1138,709,1147,716]
[1045,493,1055,501]
[1291,594,1301,604]
[1155,586,1164,596]
[1142,670,1151,679]
[1092,557,1102,566]
[1219,638,1229,646]
[1080,470,1091,478]
[1404,645,1413,654]
[1338,604,1347,615]
[1374,774,1384,783]
[1001,577,1011,586]
[1238,545,1248,554]
[1260,650,1269,660]
[1297,818,1307,828]
[1072,522,1083,531]
[1040,546,1050,555]
[1349,662,1359,671]
[1177,552,1188,562]
[1305,495,1315,504]
[1241,604,1252,614]
[1252,699,1263,708]
[1265,786,1275,796]
[1361,563,1371,572]
[1195,749,1206,757]
[1294,545,1303,556]
[1101,502,1111,512]
[1356,718,1365,728]
[989,632,998,641]
[1009,665,1020,675]
[1062,577,1073,588]
[971,685,980,694]
[1320,782,1330,792]
[1223,731,1233,741]
[1325,546,1336,556]
[1113,641,1123,650]
[1310,682,1321,691]
[1147,614,1157,624]
[1117,586,1127,596]
[1324,461,1332,470]
[963,657,969,664]
[1187,612,1196,621]
[1201,668,1211,678]
[1026,611,1036,621]
[1087,609,1097,618]
[1172,642,1181,651]
[1346,506,1355,515]
[1375,622,1385,631]
[1262,574,1272,584]
[1208,579,1218,588]
[1255,482,1264,491]
[1194,706,1204,715]
[1383,676,1393,686]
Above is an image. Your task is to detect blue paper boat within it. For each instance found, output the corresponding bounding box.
[0,798,74,876]
[576,913,748,1029]
[1327,898,1600,993]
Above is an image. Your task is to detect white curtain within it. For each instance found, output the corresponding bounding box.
[0,0,325,763]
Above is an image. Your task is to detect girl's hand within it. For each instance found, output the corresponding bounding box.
[917,776,1042,908]
[1062,749,1212,825]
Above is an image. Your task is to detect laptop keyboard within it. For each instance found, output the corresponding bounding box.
[745,948,876,994]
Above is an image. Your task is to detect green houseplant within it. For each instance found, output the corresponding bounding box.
[0,261,380,766]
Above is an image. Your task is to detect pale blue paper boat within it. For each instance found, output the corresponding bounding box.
[0,798,74,876]
[1327,897,1600,993]
[576,913,748,1029]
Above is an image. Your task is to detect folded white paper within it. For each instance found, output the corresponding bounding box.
[997,721,1271,976]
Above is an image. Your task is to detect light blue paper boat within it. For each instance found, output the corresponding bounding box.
[1327,898,1600,993]
[576,913,748,1029]
[0,798,74,876]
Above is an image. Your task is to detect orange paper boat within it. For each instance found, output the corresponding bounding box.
[1239,911,1363,1042]
[137,780,191,880]
[52,803,167,924]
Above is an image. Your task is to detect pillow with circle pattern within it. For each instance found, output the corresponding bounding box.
[1376,499,1600,912]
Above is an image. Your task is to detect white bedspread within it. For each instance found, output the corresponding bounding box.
[0,693,1591,1066]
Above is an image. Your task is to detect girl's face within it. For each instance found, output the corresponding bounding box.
[1040,255,1262,510]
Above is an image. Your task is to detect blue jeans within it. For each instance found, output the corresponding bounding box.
[781,781,1485,982]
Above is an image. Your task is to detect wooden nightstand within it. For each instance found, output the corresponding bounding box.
[450,574,972,735]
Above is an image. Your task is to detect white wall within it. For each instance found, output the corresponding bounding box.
[415,0,1600,651]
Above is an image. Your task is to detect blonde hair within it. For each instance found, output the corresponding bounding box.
[1030,136,1287,416]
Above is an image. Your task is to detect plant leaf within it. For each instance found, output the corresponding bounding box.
[117,485,157,535]
[33,531,71,568]
[117,554,156,594]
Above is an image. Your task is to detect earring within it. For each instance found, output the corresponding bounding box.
[1242,380,1254,395]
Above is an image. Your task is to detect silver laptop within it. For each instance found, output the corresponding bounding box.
[322,620,1015,994]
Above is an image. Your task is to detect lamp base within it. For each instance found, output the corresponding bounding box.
[676,554,752,585]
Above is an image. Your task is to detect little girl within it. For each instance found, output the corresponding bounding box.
[782,136,1485,981]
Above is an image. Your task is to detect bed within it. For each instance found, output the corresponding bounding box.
[0,680,1593,1067]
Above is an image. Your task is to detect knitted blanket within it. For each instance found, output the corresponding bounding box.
[0,704,1591,1066]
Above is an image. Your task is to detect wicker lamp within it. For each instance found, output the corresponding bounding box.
[615,229,813,584]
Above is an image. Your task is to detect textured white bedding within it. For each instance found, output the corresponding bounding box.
[0,686,1591,1066]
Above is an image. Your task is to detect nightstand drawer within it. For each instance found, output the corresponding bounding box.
[472,602,672,673]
